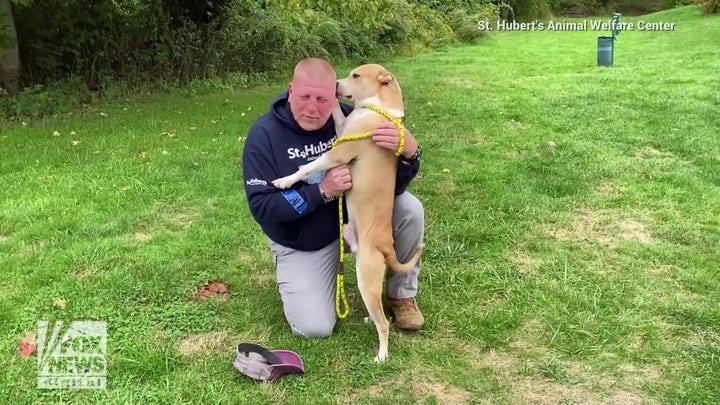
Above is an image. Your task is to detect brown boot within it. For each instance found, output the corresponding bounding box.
[386,297,424,331]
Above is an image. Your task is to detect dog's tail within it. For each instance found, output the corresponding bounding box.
[384,244,424,273]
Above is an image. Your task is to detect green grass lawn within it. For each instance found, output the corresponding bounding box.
[2,5,719,404]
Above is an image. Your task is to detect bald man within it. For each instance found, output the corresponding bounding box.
[241,58,425,338]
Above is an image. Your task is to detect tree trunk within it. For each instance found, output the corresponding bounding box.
[0,0,21,94]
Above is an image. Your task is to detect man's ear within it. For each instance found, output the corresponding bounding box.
[377,71,399,91]
[287,82,293,95]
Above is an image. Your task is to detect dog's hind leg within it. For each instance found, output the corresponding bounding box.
[357,248,390,363]
[343,220,359,254]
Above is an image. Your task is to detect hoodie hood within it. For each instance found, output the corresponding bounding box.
[270,91,337,136]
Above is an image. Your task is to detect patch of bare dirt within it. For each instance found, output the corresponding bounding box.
[368,378,405,397]
[237,251,253,264]
[178,331,230,355]
[511,251,541,275]
[178,325,272,356]
[166,211,198,229]
[593,181,623,197]
[464,134,485,145]
[412,381,471,404]
[508,318,548,353]
[474,319,661,404]
[134,231,152,242]
[444,77,478,89]
[512,377,602,404]
[131,209,200,241]
[249,267,275,289]
[546,208,655,248]
[505,149,522,159]
[473,348,519,372]
[435,178,457,196]
[618,219,654,245]
[635,147,674,159]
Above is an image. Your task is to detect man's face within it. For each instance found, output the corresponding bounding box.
[288,74,336,131]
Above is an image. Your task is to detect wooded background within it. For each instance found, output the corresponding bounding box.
[0,0,710,105]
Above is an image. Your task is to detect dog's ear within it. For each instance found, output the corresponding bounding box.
[377,71,400,91]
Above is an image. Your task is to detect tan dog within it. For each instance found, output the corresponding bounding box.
[271,64,423,363]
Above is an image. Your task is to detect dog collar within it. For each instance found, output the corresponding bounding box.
[363,104,404,123]
[362,104,406,156]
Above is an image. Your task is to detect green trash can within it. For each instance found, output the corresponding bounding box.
[597,36,614,66]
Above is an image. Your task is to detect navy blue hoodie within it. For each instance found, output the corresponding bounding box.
[242,92,420,251]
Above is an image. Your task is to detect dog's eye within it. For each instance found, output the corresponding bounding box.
[352,73,360,79]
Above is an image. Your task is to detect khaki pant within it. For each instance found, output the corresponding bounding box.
[268,192,424,338]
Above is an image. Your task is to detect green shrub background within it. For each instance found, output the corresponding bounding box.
[0,0,510,117]
[1,0,713,118]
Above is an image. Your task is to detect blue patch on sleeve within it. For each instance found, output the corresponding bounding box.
[281,190,308,214]
[306,170,325,185]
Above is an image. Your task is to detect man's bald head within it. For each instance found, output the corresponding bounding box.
[288,58,338,131]
[292,58,337,83]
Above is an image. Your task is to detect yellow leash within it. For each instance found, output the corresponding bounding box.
[333,105,405,319]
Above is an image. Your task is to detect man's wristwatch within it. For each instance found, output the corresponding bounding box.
[399,146,422,164]
[318,183,336,203]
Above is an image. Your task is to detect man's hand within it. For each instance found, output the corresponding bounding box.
[320,165,352,198]
[372,122,419,159]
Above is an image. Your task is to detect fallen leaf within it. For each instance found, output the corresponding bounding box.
[547,141,556,148]
[442,168,451,173]
[21,122,27,127]
[71,140,80,146]
[70,131,76,136]
[415,173,424,179]
[192,280,230,301]
[18,331,37,358]
[52,131,60,137]
[53,298,67,310]
[99,112,107,117]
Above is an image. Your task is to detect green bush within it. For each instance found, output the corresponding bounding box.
[211,7,323,74]
[2,0,507,119]
[445,4,501,42]
[0,77,91,119]
[697,0,720,13]
[407,4,454,51]
[663,0,695,8]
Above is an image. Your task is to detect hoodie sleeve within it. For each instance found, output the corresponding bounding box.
[394,156,420,195]
[242,127,326,224]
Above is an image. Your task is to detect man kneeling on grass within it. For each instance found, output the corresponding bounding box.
[241,57,425,337]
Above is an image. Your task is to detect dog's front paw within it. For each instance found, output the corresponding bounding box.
[272,176,297,189]
[374,350,388,364]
